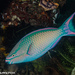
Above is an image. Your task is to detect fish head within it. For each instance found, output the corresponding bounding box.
[5,47,29,64]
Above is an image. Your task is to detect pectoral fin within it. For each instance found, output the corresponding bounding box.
[27,43,33,55]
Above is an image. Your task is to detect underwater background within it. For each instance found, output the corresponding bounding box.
[0,0,75,75]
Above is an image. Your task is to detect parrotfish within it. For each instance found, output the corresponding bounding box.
[39,0,59,11]
[5,13,75,64]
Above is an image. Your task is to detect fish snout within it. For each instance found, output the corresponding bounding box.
[5,59,10,64]
[5,58,12,64]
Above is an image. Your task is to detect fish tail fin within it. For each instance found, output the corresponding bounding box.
[59,12,75,36]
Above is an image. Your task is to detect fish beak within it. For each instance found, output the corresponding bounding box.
[5,59,12,64]
[5,59,10,64]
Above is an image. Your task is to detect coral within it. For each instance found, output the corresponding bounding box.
[0,0,60,30]
[39,0,59,11]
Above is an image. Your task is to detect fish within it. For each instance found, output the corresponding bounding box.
[39,0,59,11]
[5,12,75,64]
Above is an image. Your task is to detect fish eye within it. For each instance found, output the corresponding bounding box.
[12,54,15,57]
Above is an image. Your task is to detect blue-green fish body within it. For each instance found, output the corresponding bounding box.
[5,13,75,64]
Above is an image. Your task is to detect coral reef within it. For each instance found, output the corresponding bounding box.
[0,0,62,29]
[0,0,74,75]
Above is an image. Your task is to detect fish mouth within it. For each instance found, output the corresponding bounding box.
[5,59,13,64]
[5,59,10,64]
